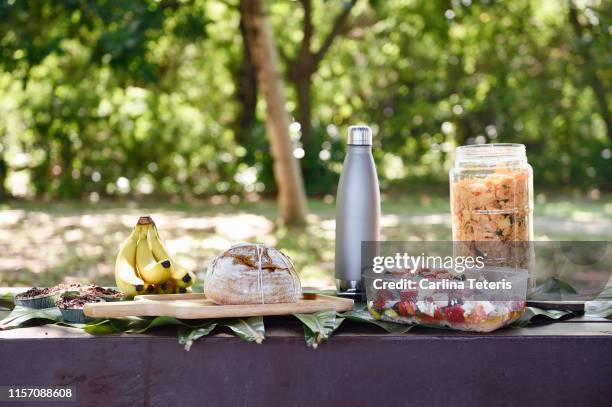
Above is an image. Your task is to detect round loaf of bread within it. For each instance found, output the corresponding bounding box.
[204,243,302,304]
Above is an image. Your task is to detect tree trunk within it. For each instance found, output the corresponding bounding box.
[234,6,258,145]
[295,72,312,148]
[241,0,308,226]
[286,0,357,152]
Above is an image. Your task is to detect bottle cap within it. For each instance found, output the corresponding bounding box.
[347,125,372,145]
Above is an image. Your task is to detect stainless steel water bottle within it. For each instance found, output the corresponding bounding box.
[335,125,380,297]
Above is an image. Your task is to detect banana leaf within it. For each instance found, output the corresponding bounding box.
[84,316,212,335]
[293,311,345,348]
[512,306,573,327]
[531,277,579,300]
[130,316,197,333]
[0,306,112,331]
[84,319,130,334]
[219,317,265,344]
[340,307,413,334]
[0,297,584,347]
[177,317,264,350]
[0,306,62,329]
[121,316,266,348]
[178,323,217,351]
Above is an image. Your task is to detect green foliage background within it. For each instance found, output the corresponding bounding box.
[0,0,610,200]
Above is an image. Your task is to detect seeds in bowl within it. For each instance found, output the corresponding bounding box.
[15,287,58,309]
[80,285,124,302]
[56,294,104,323]
[57,294,103,309]
[51,283,83,295]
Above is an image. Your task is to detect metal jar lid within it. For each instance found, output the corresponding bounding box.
[347,125,372,145]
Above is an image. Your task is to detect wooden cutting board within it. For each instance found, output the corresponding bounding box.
[83,293,354,319]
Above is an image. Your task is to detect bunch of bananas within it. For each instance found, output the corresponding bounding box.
[115,216,196,297]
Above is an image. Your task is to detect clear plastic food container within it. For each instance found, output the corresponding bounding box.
[365,266,527,332]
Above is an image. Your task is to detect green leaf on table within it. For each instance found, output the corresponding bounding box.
[219,316,265,344]
[531,277,578,300]
[176,317,265,350]
[178,323,217,351]
[294,311,345,349]
[79,317,139,334]
[512,306,573,327]
[341,307,413,334]
[0,306,62,329]
[82,319,121,334]
[129,316,193,333]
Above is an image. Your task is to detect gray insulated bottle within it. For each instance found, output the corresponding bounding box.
[335,125,380,297]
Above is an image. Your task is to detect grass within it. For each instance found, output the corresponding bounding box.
[0,193,610,288]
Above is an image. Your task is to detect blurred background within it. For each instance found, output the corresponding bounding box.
[0,0,610,288]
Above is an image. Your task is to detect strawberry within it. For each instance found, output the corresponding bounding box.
[373,289,394,308]
[405,301,417,316]
[374,289,393,308]
[444,305,465,323]
[418,306,445,324]
[373,297,385,309]
[397,301,416,317]
[397,302,407,316]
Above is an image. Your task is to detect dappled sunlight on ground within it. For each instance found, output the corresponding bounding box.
[0,198,610,288]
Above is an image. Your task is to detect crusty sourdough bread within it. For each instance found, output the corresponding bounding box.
[204,243,302,304]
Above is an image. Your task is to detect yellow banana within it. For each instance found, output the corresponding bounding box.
[143,282,156,295]
[174,286,192,294]
[169,262,196,288]
[114,228,146,297]
[135,225,171,284]
[155,281,175,294]
[150,227,196,288]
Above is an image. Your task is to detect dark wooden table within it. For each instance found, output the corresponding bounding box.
[1,292,611,407]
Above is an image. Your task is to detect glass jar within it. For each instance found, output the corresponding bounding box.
[450,144,533,243]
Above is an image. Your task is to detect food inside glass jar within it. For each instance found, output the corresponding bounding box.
[451,168,531,242]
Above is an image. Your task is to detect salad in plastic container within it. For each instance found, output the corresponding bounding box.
[364,266,527,332]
